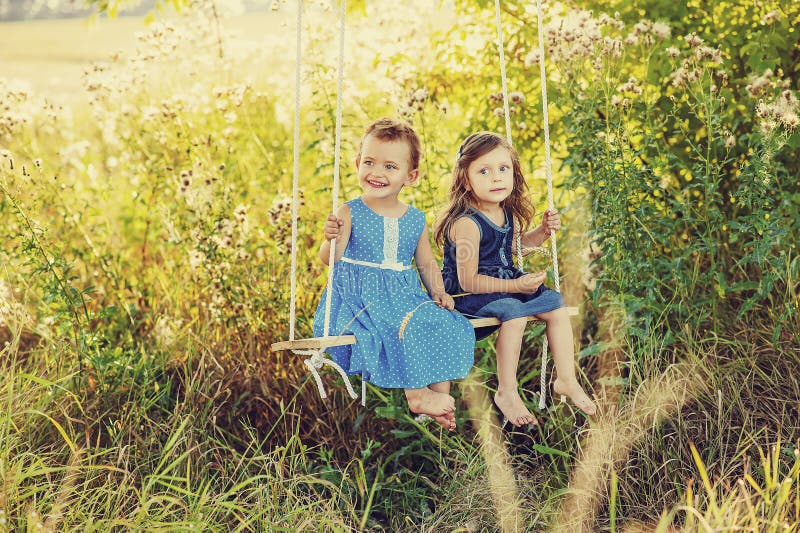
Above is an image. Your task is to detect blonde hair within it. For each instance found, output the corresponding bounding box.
[434,132,535,246]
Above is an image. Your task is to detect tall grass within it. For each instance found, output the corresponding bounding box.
[2,1,799,530]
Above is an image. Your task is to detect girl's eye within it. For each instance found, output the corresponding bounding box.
[386,164,397,170]
[500,165,510,172]
[364,160,373,166]
[479,168,489,175]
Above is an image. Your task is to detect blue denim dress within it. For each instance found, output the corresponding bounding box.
[442,208,564,340]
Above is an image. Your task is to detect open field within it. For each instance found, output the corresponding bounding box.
[0,11,297,103]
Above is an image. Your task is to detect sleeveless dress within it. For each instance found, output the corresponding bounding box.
[442,208,565,340]
[312,197,475,389]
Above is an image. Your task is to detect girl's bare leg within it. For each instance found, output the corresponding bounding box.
[427,381,456,430]
[536,307,597,416]
[494,317,537,427]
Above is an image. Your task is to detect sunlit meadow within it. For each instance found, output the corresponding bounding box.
[1,0,799,530]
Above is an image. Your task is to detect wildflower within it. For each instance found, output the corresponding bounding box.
[780,112,799,130]
[761,10,779,24]
[746,75,772,96]
[397,104,414,120]
[651,22,671,39]
[670,67,687,87]
[724,134,736,149]
[695,46,722,63]
[685,33,703,47]
[412,88,428,102]
[493,107,505,118]
[234,204,247,223]
[633,20,652,36]
[524,49,541,67]
[617,77,640,94]
[509,91,524,105]
[34,158,42,168]
[180,170,191,190]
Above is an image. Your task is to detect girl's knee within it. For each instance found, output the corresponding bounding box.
[539,307,568,322]
[501,317,528,331]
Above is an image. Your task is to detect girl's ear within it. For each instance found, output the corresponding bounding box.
[405,168,420,187]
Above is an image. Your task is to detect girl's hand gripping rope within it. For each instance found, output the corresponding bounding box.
[323,214,344,242]
[540,209,561,233]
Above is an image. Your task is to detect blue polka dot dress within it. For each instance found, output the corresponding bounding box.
[442,208,565,341]
[312,197,475,389]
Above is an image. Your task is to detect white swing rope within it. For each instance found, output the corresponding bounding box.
[289,0,302,342]
[495,0,559,410]
[289,0,358,403]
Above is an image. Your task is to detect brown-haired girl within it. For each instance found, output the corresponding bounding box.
[436,132,596,427]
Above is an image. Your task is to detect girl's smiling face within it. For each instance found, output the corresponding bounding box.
[356,134,418,201]
[465,145,514,208]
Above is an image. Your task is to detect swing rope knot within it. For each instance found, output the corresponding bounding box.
[294,349,359,402]
[308,350,325,369]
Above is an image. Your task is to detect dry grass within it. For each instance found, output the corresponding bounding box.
[554,361,710,532]
[462,375,524,532]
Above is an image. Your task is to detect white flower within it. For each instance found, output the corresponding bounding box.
[685,33,703,47]
[651,22,671,39]
[189,249,204,270]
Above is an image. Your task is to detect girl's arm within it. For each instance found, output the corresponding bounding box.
[452,217,541,294]
[319,204,352,265]
[519,209,560,248]
[414,224,454,309]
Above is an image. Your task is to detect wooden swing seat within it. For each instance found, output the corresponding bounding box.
[270,306,578,351]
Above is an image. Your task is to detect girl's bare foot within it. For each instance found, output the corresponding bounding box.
[431,412,457,431]
[553,378,597,416]
[494,388,537,427]
[405,388,455,417]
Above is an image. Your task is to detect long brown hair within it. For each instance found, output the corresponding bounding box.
[434,132,535,246]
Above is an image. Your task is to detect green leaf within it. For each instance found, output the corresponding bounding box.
[530,443,570,458]
[373,405,403,419]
